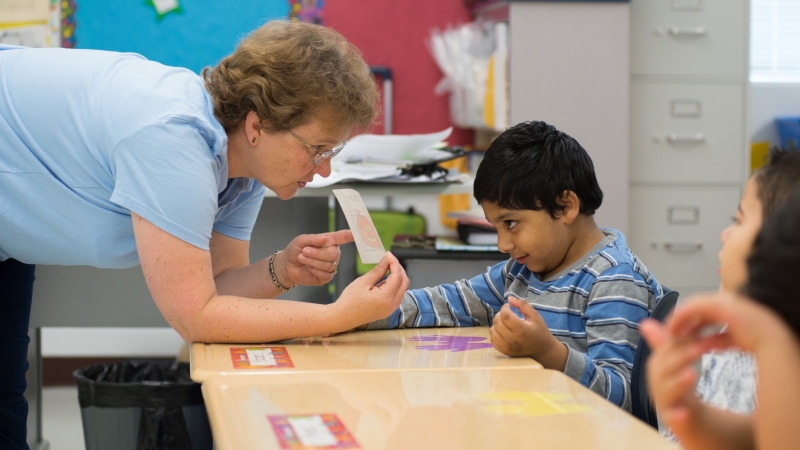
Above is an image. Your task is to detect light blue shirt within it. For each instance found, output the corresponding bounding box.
[0,46,265,268]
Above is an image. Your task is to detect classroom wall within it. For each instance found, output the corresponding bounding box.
[73,0,288,73]
[325,0,474,146]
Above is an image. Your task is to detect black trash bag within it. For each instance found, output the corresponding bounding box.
[74,359,204,450]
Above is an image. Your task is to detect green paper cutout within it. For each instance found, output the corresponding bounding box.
[144,0,184,21]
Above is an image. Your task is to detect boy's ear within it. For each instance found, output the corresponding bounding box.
[558,190,581,225]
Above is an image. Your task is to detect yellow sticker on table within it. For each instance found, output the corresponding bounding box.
[478,391,593,417]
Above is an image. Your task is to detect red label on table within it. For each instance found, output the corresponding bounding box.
[269,414,359,449]
[229,347,294,369]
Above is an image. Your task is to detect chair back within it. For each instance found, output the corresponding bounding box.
[631,289,680,428]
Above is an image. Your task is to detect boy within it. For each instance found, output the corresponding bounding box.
[364,121,663,411]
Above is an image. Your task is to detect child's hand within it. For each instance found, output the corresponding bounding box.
[639,319,705,432]
[332,252,409,330]
[489,295,567,370]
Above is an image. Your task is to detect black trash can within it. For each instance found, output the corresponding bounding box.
[73,359,212,450]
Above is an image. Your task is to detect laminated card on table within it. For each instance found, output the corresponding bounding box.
[332,189,386,264]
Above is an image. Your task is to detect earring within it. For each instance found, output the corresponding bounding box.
[252,137,256,144]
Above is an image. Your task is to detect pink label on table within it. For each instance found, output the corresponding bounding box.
[408,335,494,352]
[269,414,359,449]
[229,347,294,369]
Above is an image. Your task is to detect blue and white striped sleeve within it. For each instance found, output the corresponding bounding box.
[562,264,656,412]
[365,259,510,329]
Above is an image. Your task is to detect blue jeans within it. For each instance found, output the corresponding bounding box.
[0,259,35,450]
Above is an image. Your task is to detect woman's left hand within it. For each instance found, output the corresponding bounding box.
[275,230,354,287]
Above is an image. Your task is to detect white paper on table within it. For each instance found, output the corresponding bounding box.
[337,128,453,166]
[286,415,338,447]
[332,189,386,264]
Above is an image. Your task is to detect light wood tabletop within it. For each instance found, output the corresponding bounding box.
[201,368,677,450]
[190,328,542,382]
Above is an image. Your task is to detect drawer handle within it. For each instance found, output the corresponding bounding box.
[667,133,705,144]
[668,26,707,37]
[663,241,703,251]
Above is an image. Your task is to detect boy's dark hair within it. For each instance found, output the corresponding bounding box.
[744,187,800,338]
[753,147,800,218]
[473,121,603,218]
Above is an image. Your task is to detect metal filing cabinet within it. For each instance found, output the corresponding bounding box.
[629,0,750,294]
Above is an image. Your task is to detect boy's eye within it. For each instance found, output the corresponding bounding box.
[505,220,518,230]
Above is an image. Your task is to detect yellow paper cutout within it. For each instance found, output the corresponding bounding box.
[478,391,593,417]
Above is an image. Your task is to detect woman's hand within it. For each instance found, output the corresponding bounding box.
[275,230,354,287]
[331,252,410,329]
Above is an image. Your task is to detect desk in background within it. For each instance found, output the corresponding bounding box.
[201,367,676,450]
[190,328,541,382]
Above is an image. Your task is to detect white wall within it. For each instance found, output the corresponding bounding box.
[750,82,800,145]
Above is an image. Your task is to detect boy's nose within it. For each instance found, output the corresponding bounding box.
[496,235,513,254]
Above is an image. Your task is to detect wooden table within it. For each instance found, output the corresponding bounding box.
[201,368,676,450]
[190,328,542,382]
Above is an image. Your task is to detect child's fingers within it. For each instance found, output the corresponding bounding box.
[491,310,516,342]
[668,294,734,337]
[507,295,538,322]
[488,325,510,354]
[651,365,697,407]
[639,319,669,350]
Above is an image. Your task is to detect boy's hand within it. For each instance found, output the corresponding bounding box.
[489,295,568,370]
[331,252,409,330]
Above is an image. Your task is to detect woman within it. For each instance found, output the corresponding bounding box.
[0,21,409,449]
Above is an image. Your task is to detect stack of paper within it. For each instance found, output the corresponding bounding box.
[307,128,455,188]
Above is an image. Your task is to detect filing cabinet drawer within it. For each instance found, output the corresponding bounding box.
[631,0,747,78]
[629,186,741,289]
[630,82,746,184]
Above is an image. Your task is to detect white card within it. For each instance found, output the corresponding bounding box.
[287,415,338,447]
[332,189,386,264]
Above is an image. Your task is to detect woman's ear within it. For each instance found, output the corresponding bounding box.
[559,190,581,225]
[246,111,262,145]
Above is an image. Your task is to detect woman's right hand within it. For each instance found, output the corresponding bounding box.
[332,252,409,330]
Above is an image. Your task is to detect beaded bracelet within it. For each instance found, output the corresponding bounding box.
[269,251,295,292]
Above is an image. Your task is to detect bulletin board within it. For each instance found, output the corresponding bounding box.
[73,0,289,73]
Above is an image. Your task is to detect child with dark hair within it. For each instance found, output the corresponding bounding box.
[640,148,800,448]
[641,187,800,450]
[364,121,664,411]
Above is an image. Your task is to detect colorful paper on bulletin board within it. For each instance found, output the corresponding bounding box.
[60,0,77,48]
[289,0,323,24]
[269,414,359,449]
[144,0,183,21]
[751,141,770,172]
[229,347,294,369]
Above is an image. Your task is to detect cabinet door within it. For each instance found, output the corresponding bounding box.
[629,186,741,290]
[631,0,747,78]
[630,82,746,184]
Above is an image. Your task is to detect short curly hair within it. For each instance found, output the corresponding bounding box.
[202,20,379,135]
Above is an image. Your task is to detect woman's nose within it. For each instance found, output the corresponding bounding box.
[314,157,333,178]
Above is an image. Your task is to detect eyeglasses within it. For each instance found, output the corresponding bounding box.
[289,130,347,165]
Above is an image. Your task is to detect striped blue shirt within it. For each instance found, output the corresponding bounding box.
[367,229,664,411]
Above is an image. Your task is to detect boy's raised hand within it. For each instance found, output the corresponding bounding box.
[332,252,409,331]
[489,295,568,370]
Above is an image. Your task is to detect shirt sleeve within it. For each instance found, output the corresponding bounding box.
[110,117,222,250]
[365,259,511,330]
[213,182,265,241]
[562,264,656,412]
